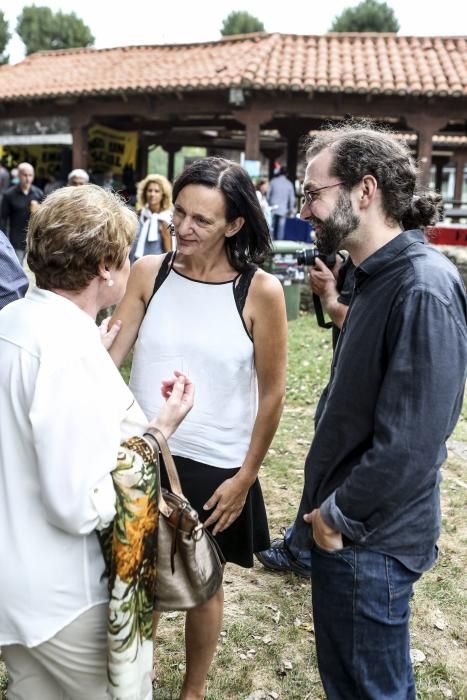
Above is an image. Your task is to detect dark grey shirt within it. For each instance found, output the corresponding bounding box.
[297,230,467,572]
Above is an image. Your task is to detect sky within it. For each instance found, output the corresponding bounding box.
[3,0,466,64]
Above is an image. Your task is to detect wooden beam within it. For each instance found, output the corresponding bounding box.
[232,108,273,161]
[162,145,181,182]
[70,120,89,169]
[405,115,448,187]
[432,156,450,193]
[2,92,467,126]
[453,149,467,205]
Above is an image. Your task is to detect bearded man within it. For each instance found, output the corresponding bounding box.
[294,123,466,700]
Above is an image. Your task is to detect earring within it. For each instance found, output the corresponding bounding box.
[107,278,114,287]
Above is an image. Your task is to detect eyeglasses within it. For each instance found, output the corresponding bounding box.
[301,182,345,207]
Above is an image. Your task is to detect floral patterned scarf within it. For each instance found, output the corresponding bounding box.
[98,436,158,700]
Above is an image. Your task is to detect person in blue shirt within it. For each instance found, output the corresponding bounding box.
[296,123,465,700]
[0,229,29,309]
[256,255,354,577]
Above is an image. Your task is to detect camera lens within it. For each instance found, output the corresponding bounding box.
[295,248,319,266]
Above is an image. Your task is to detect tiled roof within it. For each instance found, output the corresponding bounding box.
[0,32,466,101]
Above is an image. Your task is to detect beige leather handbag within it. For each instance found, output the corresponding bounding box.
[144,428,225,612]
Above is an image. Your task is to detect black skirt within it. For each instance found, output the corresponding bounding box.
[160,455,270,568]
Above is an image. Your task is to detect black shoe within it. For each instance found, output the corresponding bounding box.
[255,536,311,578]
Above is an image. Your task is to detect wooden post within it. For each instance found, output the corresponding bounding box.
[278,124,309,184]
[262,147,285,180]
[453,150,467,205]
[406,116,447,188]
[233,109,273,163]
[286,133,299,184]
[432,156,449,194]
[70,119,90,170]
[163,145,181,183]
[136,138,150,180]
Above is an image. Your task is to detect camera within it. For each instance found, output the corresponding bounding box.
[295,247,339,329]
[295,248,336,268]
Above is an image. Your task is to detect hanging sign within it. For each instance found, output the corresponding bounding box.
[87,125,137,174]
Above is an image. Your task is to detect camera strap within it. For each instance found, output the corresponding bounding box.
[313,293,333,329]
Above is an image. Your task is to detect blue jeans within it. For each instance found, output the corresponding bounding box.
[311,545,421,699]
[272,214,287,240]
[284,523,312,568]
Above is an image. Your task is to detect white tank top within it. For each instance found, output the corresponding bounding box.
[129,259,257,469]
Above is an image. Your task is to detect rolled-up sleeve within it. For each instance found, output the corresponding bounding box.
[321,289,467,542]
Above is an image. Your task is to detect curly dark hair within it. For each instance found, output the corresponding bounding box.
[172,157,272,272]
[305,122,443,230]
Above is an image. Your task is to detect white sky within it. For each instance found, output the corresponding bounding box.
[3,0,466,64]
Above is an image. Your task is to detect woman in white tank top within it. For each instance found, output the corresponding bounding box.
[110,158,288,700]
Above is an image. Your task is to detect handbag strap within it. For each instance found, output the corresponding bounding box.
[145,427,185,498]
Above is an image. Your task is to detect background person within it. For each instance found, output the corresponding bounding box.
[109,156,288,700]
[267,166,296,240]
[296,123,466,700]
[67,168,90,186]
[0,162,43,265]
[0,184,193,700]
[130,173,173,261]
[255,179,272,231]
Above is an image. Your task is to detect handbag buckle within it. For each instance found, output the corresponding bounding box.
[192,523,204,542]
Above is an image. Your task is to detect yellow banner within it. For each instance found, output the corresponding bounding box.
[87,125,137,175]
[0,145,65,178]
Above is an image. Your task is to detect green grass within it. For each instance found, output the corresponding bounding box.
[451,402,467,442]
[149,310,467,699]
[285,313,334,407]
[1,310,465,699]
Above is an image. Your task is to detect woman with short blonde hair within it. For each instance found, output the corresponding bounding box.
[28,183,136,291]
[0,183,193,700]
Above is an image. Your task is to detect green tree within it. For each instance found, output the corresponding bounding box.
[329,0,399,32]
[0,10,10,64]
[16,5,94,55]
[221,11,265,36]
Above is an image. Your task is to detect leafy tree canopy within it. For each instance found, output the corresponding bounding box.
[221,11,265,36]
[16,5,94,55]
[0,10,11,64]
[329,0,400,32]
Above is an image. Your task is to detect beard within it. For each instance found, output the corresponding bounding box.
[313,191,360,255]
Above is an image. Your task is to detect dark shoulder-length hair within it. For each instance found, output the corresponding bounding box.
[172,157,272,272]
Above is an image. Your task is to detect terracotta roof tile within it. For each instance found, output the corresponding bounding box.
[0,32,466,102]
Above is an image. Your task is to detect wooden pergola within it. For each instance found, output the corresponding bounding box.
[0,32,466,198]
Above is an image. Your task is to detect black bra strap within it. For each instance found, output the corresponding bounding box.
[146,252,175,309]
[233,266,257,314]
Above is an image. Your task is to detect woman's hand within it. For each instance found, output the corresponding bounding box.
[203,473,251,536]
[99,317,122,350]
[148,372,194,439]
